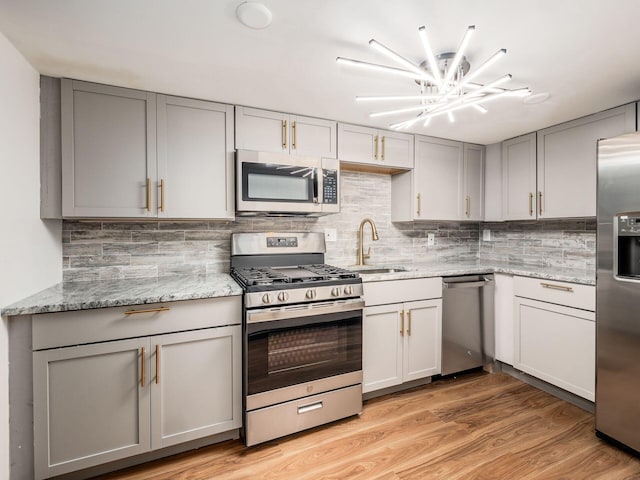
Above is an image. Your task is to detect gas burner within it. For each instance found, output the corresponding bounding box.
[230,263,360,292]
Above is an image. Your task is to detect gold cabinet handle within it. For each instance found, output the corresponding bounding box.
[465,195,470,218]
[140,347,145,387]
[292,121,297,149]
[416,193,421,217]
[400,310,405,336]
[282,120,287,149]
[124,306,171,316]
[381,136,385,161]
[529,192,534,217]
[538,191,543,216]
[159,179,165,213]
[407,310,412,336]
[146,177,151,212]
[155,344,160,385]
[540,282,574,292]
[374,135,379,160]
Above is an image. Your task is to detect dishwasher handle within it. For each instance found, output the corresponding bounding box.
[443,277,494,289]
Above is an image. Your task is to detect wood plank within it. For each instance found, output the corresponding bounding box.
[96,373,640,480]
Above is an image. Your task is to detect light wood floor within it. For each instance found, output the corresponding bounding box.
[96,372,640,480]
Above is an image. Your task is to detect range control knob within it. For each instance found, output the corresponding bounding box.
[305,289,317,300]
[262,293,273,305]
[344,285,354,296]
[277,291,289,302]
[331,287,342,297]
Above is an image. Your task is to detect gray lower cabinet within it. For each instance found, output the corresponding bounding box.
[151,327,241,449]
[33,338,151,479]
[32,298,242,480]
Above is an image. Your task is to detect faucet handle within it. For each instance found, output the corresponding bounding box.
[364,247,372,259]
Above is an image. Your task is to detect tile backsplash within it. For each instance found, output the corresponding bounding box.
[61,171,595,282]
[478,219,596,270]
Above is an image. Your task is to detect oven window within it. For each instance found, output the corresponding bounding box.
[246,313,362,396]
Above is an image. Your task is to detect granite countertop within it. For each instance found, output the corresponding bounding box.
[346,260,596,286]
[1,273,242,317]
[2,261,595,318]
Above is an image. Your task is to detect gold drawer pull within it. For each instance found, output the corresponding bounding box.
[381,136,385,160]
[155,344,160,385]
[400,310,405,336]
[529,192,534,216]
[538,191,543,216]
[140,347,145,387]
[407,310,412,336]
[374,135,379,160]
[292,121,297,149]
[146,177,151,212]
[540,282,574,293]
[124,306,171,315]
[282,120,287,149]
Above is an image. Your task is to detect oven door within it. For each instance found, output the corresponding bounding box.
[236,150,323,214]
[245,299,363,397]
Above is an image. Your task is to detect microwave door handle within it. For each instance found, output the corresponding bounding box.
[313,167,319,204]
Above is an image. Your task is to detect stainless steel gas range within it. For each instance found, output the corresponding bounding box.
[230,232,364,446]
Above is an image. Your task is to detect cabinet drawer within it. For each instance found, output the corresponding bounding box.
[33,296,241,350]
[514,276,594,311]
[364,277,442,306]
[245,384,362,446]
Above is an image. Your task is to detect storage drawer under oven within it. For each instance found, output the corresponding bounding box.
[244,384,362,446]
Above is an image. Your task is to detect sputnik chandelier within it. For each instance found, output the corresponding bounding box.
[336,25,531,129]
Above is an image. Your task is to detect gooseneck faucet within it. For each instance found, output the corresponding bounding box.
[357,217,379,266]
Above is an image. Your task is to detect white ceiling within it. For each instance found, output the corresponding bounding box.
[1,0,639,145]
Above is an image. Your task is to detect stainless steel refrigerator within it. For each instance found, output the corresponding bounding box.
[596,131,640,453]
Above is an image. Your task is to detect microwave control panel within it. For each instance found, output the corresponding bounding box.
[323,169,338,204]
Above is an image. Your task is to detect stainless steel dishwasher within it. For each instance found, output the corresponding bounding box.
[442,274,495,376]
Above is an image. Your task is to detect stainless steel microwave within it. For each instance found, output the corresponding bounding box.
[236,150,340,216]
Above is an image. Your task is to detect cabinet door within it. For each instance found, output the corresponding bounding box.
[290,115,337,158]
[379,130,414,169]
[494,274,515,365]
[514,297,595,400]
[362,304,403,393]
[502,133,537,220]
[403,299,442,381]
[235,106,289,153]
[463,144,485,221]
[537,104,635,218]
[157,96,234,219]
[414,135,463,220]
[33,338,150,480]
[61,79,157,217]
[337,123,377,164]
[151,326,241,449]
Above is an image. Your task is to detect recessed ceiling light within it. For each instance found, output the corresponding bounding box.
[236,2,273,30]
[523,92,550,104]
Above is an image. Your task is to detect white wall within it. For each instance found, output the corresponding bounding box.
[0,31,62,478]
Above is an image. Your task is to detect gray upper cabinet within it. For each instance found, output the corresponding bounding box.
[235,106,337,158]
[391,136,482,221]
[157,96,234,219]
[537,104,636,218]
[463,144,485,221]
[61,79,234,219]
[338,123,413,169]
[61,80,157,218]
[502,133,537,220]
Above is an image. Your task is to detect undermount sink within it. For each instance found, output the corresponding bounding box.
[352,267,407,274]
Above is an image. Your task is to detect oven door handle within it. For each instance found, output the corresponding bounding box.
[246,299,364,324]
